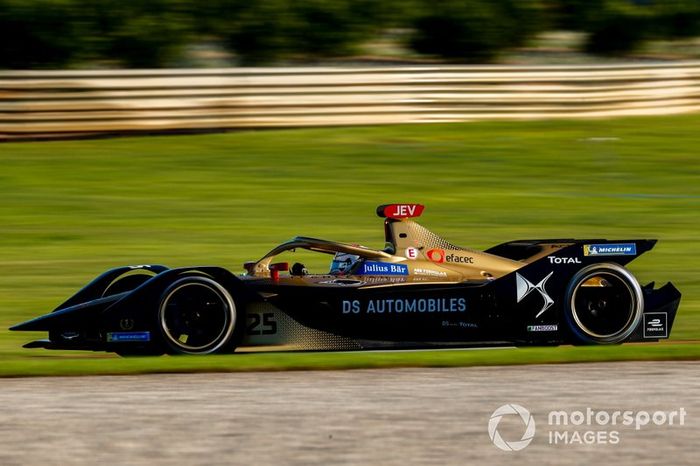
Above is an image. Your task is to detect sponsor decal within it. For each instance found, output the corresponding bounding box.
[446,253,474,264]
[361,276,407,284]
[426,249,474,264]
[583,243,636,256]
[405,247,419,259]
[342,298,467,314]
[527,324,558,332]
[426,248,445,263]
[547,256,582,265]
[106,331,150,343]
[442,320,478,328]
[356,261,409,276]
[413,267,448,277]
[643,312,668,338]
[516,271,554,318]
[382,203,424,219]
[319,279,366,286]
[119,318,135,330]
[489,404,536,452]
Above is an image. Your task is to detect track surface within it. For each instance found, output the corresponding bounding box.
[0,361,697,465]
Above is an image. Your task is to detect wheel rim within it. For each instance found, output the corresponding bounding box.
[159,279,235,353]
[568,265,642,342]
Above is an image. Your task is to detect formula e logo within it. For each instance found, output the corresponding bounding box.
[643,312,668,338]
[516,271,554,318]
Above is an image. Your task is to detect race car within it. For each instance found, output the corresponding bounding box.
[11,204,681,356]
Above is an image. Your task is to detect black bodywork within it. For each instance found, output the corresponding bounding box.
[11,234,681,355]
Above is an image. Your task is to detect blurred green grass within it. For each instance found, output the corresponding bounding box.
[2,345,700,378]
[1,114,698,375]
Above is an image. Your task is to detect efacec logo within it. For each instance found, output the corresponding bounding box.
[426,249,474,264]
[488,404,687,451]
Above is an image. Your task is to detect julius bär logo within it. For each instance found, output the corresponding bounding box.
[426,248,445,263]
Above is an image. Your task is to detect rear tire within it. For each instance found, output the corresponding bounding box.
[564,263,643,344]
[158,276,239,355]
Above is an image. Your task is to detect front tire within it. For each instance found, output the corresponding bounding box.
[158,276,239,355]
[564,263,643,344]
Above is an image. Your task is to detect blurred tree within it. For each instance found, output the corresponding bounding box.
[3,0,699,68]
[0,0,193,68]
[83,0,193,68]
[654,0,700,39]
[287,0,365,56]
[0,0,86,68]
[218,0,291,64]
[584,1,652,55]
[409,0,544,61]
[496,0,547,48]
[561,0,700,55]
[215,0,390,64]
[549,0,606,30]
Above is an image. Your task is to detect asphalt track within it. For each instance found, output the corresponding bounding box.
[0,361,697,465]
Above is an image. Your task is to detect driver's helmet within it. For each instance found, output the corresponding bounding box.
[329,252,360,275]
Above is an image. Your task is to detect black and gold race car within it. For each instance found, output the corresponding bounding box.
[11,204,681,355]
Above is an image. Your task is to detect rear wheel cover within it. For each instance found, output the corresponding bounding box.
[102,271,156,297]
[158,277,237,354]
[564,263,643,344]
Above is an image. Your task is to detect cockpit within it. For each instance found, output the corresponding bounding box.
[244,236,391,279]
[328,252,361,275]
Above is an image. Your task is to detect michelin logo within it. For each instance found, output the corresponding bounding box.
[583,243,636,256]
[106,331,150,342]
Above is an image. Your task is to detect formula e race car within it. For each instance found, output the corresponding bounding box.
[11,204,680,356]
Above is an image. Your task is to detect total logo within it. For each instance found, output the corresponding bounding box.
[547,256,582,265]
[426,249,474,264]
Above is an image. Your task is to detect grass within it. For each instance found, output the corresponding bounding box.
[1,114,699,376]
[1,344,700,378]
